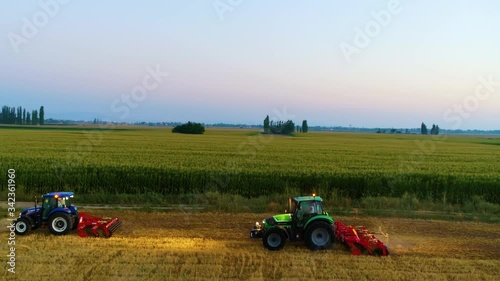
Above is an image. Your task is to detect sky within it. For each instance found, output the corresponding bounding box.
[1,0,499,129]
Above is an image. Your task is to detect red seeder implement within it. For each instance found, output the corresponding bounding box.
[77,212,122,238]
[335,221,389,256]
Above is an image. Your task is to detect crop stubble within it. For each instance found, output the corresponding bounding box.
[1,210,499,281]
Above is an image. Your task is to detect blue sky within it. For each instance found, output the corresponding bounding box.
[1,0,499,129]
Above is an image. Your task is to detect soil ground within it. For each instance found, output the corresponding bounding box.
[1,209,499,280]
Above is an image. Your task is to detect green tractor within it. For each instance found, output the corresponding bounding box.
[250,195,335,250]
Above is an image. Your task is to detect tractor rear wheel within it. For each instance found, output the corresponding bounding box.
[263,228,286,250]
[14,217,32,235]
[48,213,71,235]
[305,221,334,250]
[72,215,79,230]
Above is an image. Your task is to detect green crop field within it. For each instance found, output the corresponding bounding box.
[0,125,499,207]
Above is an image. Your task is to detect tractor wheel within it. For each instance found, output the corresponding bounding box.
[96,228,111,238]
[373,245,390,256]
[14,218,32,235]
[305,221,334,250]
[262,228,286,250]
[48,213,71,235]
[72,215,79,230]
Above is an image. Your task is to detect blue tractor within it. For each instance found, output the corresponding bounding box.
[14,192,79,236]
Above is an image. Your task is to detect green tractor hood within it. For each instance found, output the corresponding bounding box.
[273,213,292,223]
[263,213,292,228]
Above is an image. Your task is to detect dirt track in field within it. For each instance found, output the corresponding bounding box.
[2,210,500,281]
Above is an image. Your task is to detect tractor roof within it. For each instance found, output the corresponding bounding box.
[293,196,323,202]
[43,192,74,198]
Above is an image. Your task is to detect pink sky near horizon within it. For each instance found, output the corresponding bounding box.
[1,1,499,129]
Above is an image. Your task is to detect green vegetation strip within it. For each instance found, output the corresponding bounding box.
[1,127,498,217]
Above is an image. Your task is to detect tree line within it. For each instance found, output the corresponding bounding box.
[172,121,205,134]
[0,105,45,125]
[263,115,308,135]
[421,122,440,135]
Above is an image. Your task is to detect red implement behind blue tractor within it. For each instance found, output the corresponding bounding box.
[14,192,122,238]
[76,212,122,238]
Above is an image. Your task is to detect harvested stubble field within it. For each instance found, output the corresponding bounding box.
[2,210,499,281]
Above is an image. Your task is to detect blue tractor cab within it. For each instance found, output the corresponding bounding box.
[15,191,79,236]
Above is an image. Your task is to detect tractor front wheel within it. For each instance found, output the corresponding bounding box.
[48,213,71,235]
[14,218,32,235]
[305,221,334,250]
[263,228,286,250]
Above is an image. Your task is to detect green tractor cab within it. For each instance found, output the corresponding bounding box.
[250,195,335,250]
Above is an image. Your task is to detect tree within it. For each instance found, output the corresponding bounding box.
[302,120,308,133]
[269,120,295,135]
[172,121,205,134]
[22,108,26,124]
[263,115,270,133]
[0,106,16,124]
[0,106,6,123]
[26,112,31,124]
[264,115,295,135]
[10,107,15,124]
[39,106,45,125]
[17,106,22,124]
[421,122,428,135]
[430,124,440,135]
[32,110,38,125]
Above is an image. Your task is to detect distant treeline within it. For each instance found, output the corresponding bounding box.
[26,115,499,135]
[0,105,45,125]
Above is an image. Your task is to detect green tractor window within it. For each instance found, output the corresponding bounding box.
[299,201,323,215]
[295,200,324,226]
[310,201,323,215]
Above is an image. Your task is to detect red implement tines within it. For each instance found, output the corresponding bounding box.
[77,212,122,238]
[334,221,389,256]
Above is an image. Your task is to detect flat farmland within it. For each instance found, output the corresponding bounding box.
[1,210,499,281]
[0,126,499,204]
